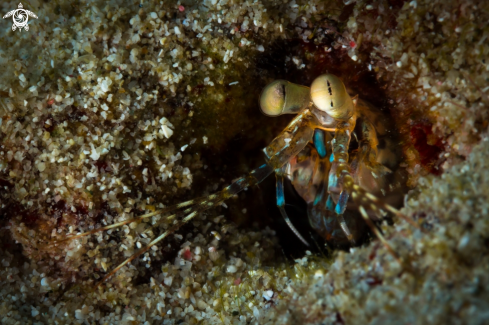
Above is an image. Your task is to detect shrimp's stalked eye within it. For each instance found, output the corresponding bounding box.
[310,74,354,120]
[260,80,310,116]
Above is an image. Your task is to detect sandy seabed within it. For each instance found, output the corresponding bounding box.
[0,0,488,324]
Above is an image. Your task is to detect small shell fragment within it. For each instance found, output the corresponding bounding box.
[161,125,174,138]
[226,265,237,273]
[262,290,274,301]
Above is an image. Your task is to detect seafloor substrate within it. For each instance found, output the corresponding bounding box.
[0,0,488,324]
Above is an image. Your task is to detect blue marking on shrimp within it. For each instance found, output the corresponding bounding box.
[252,164,267,174]
[335,190,349,215]
[329,172,337,189]
[313,187,324,206]
[276,179,285,207]
[326,195,334,211]
[314,129,327,158]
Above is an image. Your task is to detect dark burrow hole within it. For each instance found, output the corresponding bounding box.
[187,36,399,261]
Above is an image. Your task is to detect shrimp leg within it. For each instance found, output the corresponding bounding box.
[275,166,310,246]
[327,120,421,257]
[355,119,391,179]
[314,128,356,244]
[328,118,356,214]
[263,110,316,168]
[348,118,420,229]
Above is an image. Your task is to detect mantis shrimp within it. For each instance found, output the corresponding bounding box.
[55,74,420,287]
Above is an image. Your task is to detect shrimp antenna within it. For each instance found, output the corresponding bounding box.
[51,196,206,244]
[53,163,275,288]
[349,183,424,265]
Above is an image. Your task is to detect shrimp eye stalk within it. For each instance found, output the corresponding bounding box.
[310,74,354,120]
[260,80,310,116]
